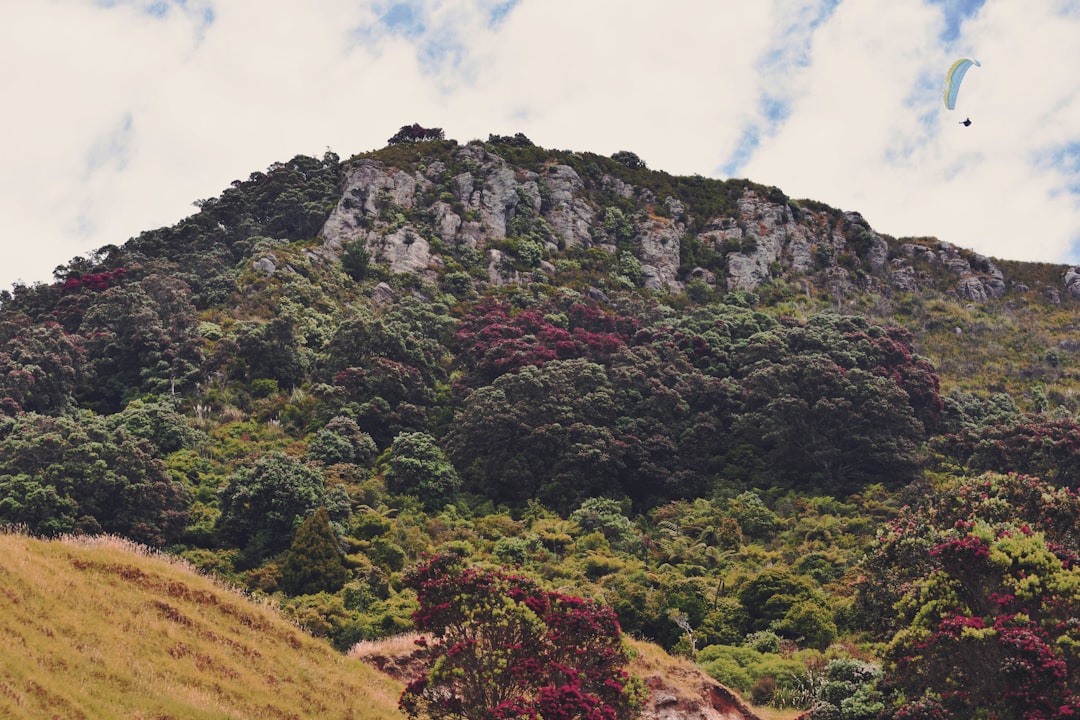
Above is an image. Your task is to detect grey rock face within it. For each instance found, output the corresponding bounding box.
[888,259,921,293]
[936,243,1007,301]
[892,241,1006,301]
[368,228,436,275]
[637,217,683,291]
[372,281,395,306]
[542,165,594,248]
[688,267,716,286]
[715,192,808,291]
[956,276,990,302]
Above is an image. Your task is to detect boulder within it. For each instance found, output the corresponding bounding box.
[1063,266,1080,299]
[252,256,277,276]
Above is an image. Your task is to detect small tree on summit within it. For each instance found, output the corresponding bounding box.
[387,123,445,144]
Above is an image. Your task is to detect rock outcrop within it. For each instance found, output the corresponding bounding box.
[1063,266,1080,300]
[317,140,1068,303]
[637,215,684,291]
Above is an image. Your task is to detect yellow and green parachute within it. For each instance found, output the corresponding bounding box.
[944,57,980,110]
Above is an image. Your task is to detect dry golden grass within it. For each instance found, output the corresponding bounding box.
[348,633,423,661]
[0,532,404,720]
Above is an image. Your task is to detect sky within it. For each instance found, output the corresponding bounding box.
[3,0,1080,291]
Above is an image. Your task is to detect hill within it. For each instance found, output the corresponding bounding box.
[0,531,403,720]
[2,129,1080,718]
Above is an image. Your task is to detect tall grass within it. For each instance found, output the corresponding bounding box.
[0,532,403,720]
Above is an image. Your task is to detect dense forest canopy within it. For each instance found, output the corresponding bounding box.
[3,137,1080,718]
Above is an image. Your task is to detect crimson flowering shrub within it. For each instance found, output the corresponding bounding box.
[934,414,1080,489]
[451,298,639,384]
[400,554,641,720]
[856,473,1080,719]
[59,267,129,293]
[0,318,85,415]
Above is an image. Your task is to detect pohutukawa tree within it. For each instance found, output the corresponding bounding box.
[400,553,641,720]
[856,473,1080,719]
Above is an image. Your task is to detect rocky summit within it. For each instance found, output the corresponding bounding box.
[300,137,1044,305]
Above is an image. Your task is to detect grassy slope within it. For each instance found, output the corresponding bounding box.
[0,533,403,720]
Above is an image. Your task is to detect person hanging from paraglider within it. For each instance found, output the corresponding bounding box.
[945,57,979,127]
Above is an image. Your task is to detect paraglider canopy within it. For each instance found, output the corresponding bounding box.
[944,57,980,110]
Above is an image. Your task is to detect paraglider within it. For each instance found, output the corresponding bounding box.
[944,57,980,125]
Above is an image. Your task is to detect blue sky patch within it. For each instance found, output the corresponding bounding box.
[380,2,425,38]
[927,0,986,42]
[720,126,760,178]
[92,0,215,27]
[487,0,520,27]
[719,0,839,176]
[1049,142,1080,195]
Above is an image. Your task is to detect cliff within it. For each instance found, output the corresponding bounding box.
[294,138,1066,306]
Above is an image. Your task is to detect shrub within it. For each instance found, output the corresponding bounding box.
[341,240,371,281]
[751,676,778,705]
[216,452,326,562]
[383,431,460,510]
[400,554,641,720]
[857,473,1080,718]
[744,630,782,654]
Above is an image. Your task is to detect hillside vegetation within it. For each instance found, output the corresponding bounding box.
[2,131,1080,718]
[0,532,402,720]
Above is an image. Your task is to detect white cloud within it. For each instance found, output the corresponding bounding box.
[2,0,1079,291]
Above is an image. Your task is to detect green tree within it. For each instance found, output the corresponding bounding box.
[737,568,818,633]
[0,411,190,545]
[233,305,306,387]
[0,317,84,415]
[735,354,923,494]
[216,452,326,562]
[306,415,376,466]
[341,240,371,281]
[569,497,638,551]
[934,414,1080,489]
[383,431,460,510]
[446,359,624,509]
[76,275,205,411]
[280,507,349,595]
[108,395,203,454]
[320,300,450,446]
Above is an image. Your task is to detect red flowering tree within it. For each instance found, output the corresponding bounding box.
[400,554,641,720]
[934,414,1080,489]
[451,298,638,385]
[857,473,1080,719]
